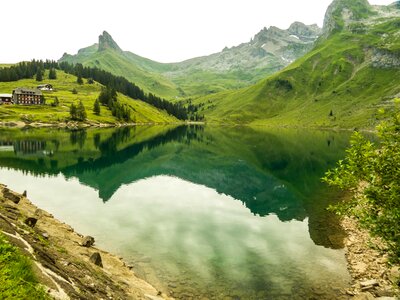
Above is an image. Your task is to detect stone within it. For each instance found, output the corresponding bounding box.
[41,232,49,240]
[388,267,400,284]
[24,217,38,228]
[81,236,95,247]
[353,292,375,300]
[3,188,22,204]
[353,262,368,274]
[375,288,393,297]
[89,252,103,267]
[22,190,27,197]
[360,279,379,287]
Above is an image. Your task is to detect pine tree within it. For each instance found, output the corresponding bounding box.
[77,75,83,85]
[35,69,43,81]
[48,68,57,80]
[93,99,101,115]
[77,100,87,121]
[70,103,77,120]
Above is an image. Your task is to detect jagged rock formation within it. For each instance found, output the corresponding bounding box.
[98,30,122,52]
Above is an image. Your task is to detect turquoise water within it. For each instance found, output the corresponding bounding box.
[0,126,352,299]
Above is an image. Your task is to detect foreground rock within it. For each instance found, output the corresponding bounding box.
[0,184,171,300]
[342,216,399,299]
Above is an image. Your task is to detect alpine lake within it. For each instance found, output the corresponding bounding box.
[0,125,355,299]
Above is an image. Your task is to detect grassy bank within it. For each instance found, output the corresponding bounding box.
[0,70,177,125]
[0,233,48,299]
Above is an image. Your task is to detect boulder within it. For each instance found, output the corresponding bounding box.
[81,236,95,247]
[89,252,103,267]
[24,217,38,228]
[3,188,22,204]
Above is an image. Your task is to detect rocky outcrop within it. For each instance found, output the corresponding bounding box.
[322,0,372,37]
[371,48,400,69]
[98,30,122,52]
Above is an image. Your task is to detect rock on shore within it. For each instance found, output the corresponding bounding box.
[0,184,172,300]
[341,216,399,300]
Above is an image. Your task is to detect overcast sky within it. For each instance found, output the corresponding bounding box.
[0,0,395,63]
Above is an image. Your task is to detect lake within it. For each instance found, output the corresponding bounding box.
[0,125,352,299]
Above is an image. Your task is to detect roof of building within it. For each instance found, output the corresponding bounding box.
[13,87,43,95]
[0,94,12,98]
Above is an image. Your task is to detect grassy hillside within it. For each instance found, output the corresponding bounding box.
[194,3,400,129]
[62,49,180,99]
[0,70,177,124]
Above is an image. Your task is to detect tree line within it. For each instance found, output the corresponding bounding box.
[0,60,193,120]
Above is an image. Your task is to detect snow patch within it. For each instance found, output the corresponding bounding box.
[290,35,300,40]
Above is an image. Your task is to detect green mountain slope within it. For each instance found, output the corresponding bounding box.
[59,24,321,99]
[0,70,177,124]
[194,0,400,129]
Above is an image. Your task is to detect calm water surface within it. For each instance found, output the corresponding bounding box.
[0,125,352,299]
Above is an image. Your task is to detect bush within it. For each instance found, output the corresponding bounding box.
[323,114,400,260]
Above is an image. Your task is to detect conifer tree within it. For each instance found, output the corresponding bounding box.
[48,68,57,79]
[93,99,101,115]
[77,75,83,85]
[35,69,43,81]
[70,103,77,120]
[77,100,87,120]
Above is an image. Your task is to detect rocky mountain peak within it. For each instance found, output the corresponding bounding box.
[288,22,322,39]
[98,31,122,52]
[322,0,372,36]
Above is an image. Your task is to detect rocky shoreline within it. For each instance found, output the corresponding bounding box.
[1,183,399,300]
[0,184,172,300]
[341,216,399,300]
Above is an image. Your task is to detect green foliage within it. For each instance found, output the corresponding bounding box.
[35,69,43,81]
[93,98,101,115]
[323,115,400,260]
[0,234,48,299]
[48,68,57,80]
[71,88,78,94]
[77,75,83,85]
[70,103,77,119]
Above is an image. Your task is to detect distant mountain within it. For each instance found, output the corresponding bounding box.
[194,0,400,129]
[59,23,321,99]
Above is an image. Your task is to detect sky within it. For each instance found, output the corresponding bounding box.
[0,0,396,63]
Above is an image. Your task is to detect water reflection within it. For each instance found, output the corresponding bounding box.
[0,125,353,299]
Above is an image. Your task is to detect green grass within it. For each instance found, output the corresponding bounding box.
[0,233,49,299]
[61,49,180,99]
[0,70,177,124]
[193,15,400,129]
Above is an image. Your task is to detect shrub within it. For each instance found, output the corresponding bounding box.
[323,114,400,260]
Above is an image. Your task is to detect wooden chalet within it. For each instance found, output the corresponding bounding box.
[12,88,44,105]
[0,93,13,104]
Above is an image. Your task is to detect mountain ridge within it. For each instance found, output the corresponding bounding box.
[190,0,400,128]
[59,22,321,98]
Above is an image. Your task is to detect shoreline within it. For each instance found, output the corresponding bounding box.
[0,184,172,300]
[1,183,399,299]
[340,216,399,299]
